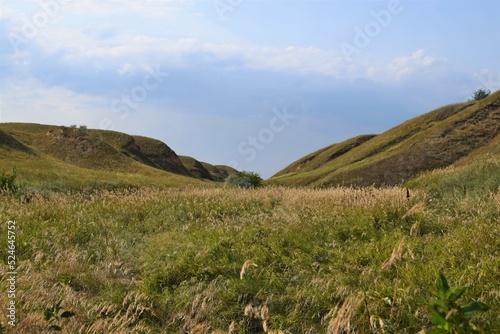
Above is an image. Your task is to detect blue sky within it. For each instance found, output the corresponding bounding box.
[1,0,499,178]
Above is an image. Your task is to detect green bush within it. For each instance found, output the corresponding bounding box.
[470,89,490,101]
[0,167,18,193]
[226,171,262,188]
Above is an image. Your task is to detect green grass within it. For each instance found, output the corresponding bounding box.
[0,151,202,191]
[269,90,500,187]
[407,155,500,199]
[0,123,208,190]
[1,159,498,332]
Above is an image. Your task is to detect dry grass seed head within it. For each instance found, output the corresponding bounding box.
[228,320,236,334]
[402,201,425,219]
[260,305,269,320]
[409,221,421,237]
[326,292,364,334]
[381,237,406,271]
[190,322,211,334]
[240,260,258,280]
[369,315,392,334]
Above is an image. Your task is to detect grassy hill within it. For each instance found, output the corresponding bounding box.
[0,123,236,190]
[132,135,192,177]
[179,156,238,181]
[269,90,500,187]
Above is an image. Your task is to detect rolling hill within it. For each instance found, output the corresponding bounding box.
[0,123,237,190]
[179,155,238,182]
[269,90,500,187]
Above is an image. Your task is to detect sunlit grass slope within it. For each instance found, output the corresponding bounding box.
[179,156,237,182]
[0,123,203,189]
[269,90,500,187]
[132,135,192,177]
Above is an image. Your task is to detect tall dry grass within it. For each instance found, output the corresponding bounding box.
[0,184,498,333]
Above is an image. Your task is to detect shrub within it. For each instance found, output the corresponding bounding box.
[470,89,490,101]
[0,167,18,193]
[226,171,262,188]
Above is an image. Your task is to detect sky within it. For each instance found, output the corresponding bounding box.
[0,0,499,178]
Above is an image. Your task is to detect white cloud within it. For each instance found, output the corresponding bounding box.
[116,63,135,75]
[391,49,444,68]
[6,14,350,79]
[1,1,357,80]
[3,0,194,19]
[27,27,351,78]
[0,3,16,19]
[367,49,448,83]
[3,9,454,90]
[0,78,110,126]
[244,46,346,77]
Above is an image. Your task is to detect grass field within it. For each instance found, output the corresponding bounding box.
[0,156,499,333]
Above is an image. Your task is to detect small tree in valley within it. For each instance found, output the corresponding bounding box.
[226,171,262,189]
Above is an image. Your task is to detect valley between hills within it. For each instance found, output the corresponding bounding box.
[0,92,499,333]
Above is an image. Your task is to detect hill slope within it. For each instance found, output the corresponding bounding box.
[269,90,500,187]
[132,135,192,177]
[0,123,235,189]
[179,156,238,181]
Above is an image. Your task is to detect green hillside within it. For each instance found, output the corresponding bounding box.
[200,162,238,181]
[0,123,235,190]
[132,135,192,177]
[269,90,500,187]
[179,155,237,181]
